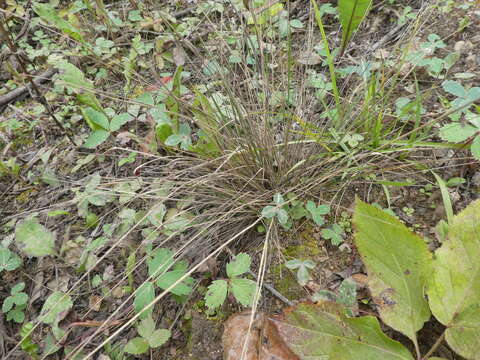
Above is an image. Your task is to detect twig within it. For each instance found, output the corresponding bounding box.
[0,68,58,108]
[421,330,446,360]
[371,22,407,52]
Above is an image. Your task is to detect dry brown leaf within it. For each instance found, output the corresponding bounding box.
[88,295,102,312]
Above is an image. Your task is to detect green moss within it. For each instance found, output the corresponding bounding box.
[270,264,303,300]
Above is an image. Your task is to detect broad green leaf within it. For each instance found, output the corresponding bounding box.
[230,278,256,307]
[15,218,56,257]
[82,107,109,131]
[40,292,73,324]
[471,136,480,160]
[271,302,414,360]
[156,270,193,296]
[205,280,228,309]
[55,61,92,91]
[261,205,277,218]
[338,0,372,54]
[353,199,432,342]
[276,208,289,225]
[442,80,467,98]
[110,113,132,132]
[134,282,155,319]
[427,200,480,359]
[33,3,84,42]
[226,253,251,278]
[439,122,477,143]
[124,337,149,355]
[83,130,110,149]
[0,248,22,272]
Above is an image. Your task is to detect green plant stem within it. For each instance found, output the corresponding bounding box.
[310,0,343,126]
[421,330,446,360]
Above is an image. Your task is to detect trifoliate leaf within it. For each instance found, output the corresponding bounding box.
[134,282,155,320]
[261,205,277,218]
[226,253,251,278]
[230,278,257,307]
[15,218,56,257]
[124,337,149,355]
[306,201,330,226]
[40,292,73,324]
[205,280,228,310]
[0,248,22,272]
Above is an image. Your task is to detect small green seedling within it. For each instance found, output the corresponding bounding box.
[0,247,22,272]
[285,259,316,286]
[261,193,289,225]
[205,253,257,310]
[2,282,28,323]
[305,201,330,226]
[124,316,170,355]
[321,224,345,245]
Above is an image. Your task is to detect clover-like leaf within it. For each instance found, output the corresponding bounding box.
[226,253,251,278]
[205,280,228,310]
[306,201,330,226]
[321,224,344,245]
[0,247,22,272]
[15,217,56,257]
[110,113,132,132]
[83,129,110,149]
[137,316,170,348]
[230,278,257,307]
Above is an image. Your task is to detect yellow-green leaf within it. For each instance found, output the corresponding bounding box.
[427,199,480,359]
[353,199,432,343]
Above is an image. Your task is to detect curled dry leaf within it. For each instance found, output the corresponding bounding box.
[296,51,323,66]
[222,310,299,360]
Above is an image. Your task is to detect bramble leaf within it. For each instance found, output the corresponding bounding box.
[134,282,155,320]
[0,248,22,272]
[230,278,256,307]
[226,253,251,278]
[205,280,228,309]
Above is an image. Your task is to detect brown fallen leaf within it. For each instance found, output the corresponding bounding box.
[88,295,102,312]
[222,310,300,360]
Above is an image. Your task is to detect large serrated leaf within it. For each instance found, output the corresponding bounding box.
[271,302,414,360]
[353,199,432,342]
[427,199,480,359]
[134,282,155,320]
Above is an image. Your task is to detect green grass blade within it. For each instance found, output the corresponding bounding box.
[339,0,372,55]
